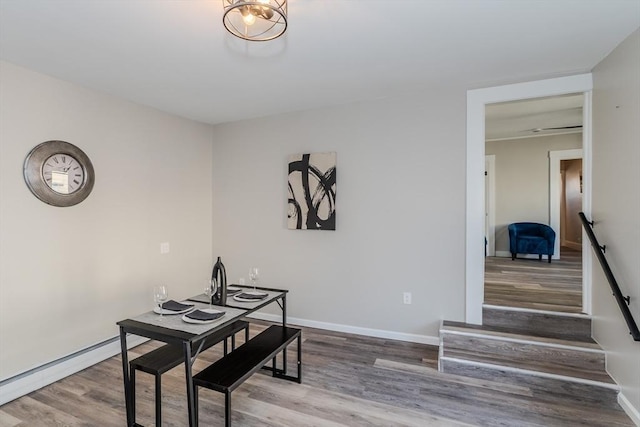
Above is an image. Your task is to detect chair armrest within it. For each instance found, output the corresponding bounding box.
[541,226,556,243]
[508,224,518,249]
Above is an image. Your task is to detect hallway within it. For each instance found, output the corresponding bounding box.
[484,247,583,313]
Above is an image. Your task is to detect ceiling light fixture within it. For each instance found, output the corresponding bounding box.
[223,0,287,42]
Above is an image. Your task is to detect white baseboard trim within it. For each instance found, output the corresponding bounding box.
[495,250,559,260]
[618,392,640,426]
[247,312,440,346]
[0,335,148,406]
[561,240,582,251]
[0,315,438,405]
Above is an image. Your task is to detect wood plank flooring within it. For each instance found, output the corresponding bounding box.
[484,247,583,313]
[0,320,632,427]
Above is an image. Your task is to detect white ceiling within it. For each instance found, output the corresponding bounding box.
[0,0,638,126]
[486,93,584,141]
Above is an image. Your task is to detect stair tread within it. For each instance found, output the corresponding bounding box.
[439,358,621,403]
[483,303,590,317]
[442,349,616,384]
[442,320,599,348]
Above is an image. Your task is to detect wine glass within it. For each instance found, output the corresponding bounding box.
[249,267,259,291]
[153,285,168,321]
[204,278,217,309]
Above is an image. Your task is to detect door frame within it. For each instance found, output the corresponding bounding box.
[549,148,583,260]
[465,74,593,324]
[485,155,496,256]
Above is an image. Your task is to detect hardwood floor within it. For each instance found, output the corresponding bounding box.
[484,247,583,313]
[0,320,632,427]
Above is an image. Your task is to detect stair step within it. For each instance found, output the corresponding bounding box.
[441,320,601,350]
[439,357,620,406]
[483,304,592,341]
[441,348,611,384]
[440,321,611,384]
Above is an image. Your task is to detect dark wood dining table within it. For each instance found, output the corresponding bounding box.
[117,286,288,427]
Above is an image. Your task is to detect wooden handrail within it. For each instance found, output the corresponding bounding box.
[579,212,640,341]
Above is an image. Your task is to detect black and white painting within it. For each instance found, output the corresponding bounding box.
[288,152,336,230]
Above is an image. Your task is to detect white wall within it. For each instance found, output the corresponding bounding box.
[211,88,467,341]
[592,29,640,415]
[486,134,582,253]
[0,61,214,380]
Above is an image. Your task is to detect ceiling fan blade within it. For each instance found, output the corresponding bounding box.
[540,125,583,130]
[531,125,582,133]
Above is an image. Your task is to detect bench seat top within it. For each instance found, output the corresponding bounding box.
[193,325,300,393]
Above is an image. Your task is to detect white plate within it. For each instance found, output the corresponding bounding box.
[182,308,226,324]
[233,291,269,302]
[153,302,195,315]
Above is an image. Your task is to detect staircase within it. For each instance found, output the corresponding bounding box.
[438,304,620,404]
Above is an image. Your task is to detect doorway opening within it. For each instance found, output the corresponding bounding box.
[482,96,584,314]
[465,74,593,324]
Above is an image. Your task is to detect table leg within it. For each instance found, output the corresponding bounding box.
[282,294,287,374]
[119,327,133,427]
[282,293,287,328]
[184,342,197,427]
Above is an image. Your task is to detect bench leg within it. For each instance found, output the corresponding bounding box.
[272,355,276,377]
[282,343,287,375]
[224,338,228,356]
[155,374,162,426]
[245,327,249,342]
[225,391,231,427]
[231,334,236,351]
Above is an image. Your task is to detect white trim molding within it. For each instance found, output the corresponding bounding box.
[0,336,148,406]
[466,73,593,325]
[581,90,593,315]
[247,312,440,346]
[485,155,496,257]
[618,392,640,426]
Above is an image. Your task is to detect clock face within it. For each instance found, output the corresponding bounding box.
[23,140,95,207]
[42,153,85,194]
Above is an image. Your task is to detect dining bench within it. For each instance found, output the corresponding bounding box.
[193,325,302,426]
[130,320,249,426]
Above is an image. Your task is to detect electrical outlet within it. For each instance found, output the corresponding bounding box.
[403,292,412,304]
[160,242,170,254]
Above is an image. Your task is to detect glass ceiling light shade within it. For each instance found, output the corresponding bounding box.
[223,0,287,41]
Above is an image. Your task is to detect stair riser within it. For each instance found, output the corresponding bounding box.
[439,358,619,407]
[483,307,591,340]
[441,333,606,373]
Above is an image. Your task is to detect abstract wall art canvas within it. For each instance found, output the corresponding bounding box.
[288,152,336,230]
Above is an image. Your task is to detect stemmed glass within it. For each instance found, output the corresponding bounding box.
[153,285,168,321]
[204,278,217,310]
[249,267,259,291]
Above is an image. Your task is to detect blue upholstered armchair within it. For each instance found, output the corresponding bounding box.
[508,222,556,263]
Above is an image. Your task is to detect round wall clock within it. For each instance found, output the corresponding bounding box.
[23,140,95,207]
